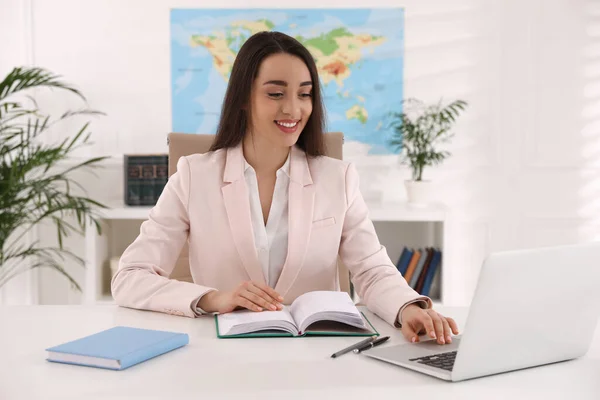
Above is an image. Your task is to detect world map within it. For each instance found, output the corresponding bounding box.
[170,8,404,154]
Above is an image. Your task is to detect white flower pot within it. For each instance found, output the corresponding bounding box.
[404,180,434,205]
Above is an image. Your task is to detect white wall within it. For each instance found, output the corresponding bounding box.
[2,0,599,305]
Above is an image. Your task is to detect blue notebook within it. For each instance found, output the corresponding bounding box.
[45,326,189,370]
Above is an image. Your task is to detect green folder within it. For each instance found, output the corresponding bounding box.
[215,311,380,339]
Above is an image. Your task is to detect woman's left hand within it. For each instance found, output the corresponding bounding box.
[400,304,459,345]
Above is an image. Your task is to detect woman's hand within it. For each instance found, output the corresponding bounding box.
[198,281,284,314]
[400,304,459,345]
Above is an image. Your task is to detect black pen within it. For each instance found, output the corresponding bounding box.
[353,336,390,353]
[331,336,377,358]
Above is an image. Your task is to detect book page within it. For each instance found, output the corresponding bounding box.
[289,291,366,333]
[217,308,298,336]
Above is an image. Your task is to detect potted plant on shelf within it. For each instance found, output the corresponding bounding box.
[388,97,468,205]
[0,67,107,293]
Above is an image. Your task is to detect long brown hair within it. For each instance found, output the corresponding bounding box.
[209,31,326,156]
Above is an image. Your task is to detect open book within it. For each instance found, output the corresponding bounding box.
[215,291,379,338]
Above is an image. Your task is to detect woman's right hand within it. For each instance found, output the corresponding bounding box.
[197,281,284,314]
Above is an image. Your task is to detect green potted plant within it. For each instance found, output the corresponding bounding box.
[0,67,107,293]
[388,97,468,205]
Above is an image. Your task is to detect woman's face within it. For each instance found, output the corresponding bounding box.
[247,53,313,149]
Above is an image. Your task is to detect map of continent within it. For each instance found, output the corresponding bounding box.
[171,8,404,154]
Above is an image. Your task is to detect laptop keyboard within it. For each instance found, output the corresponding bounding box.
[409,351,457,371]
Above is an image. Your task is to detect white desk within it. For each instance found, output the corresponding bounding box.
[1,305,599,400]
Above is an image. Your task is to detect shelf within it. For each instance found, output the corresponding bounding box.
[87,201,450,307]
[98,206,152,220]
[368,202,447,222]
[98,202,447,222]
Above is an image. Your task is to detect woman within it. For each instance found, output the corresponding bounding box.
[112,31,458,345]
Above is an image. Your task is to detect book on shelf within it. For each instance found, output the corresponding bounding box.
[421,249,442,297]
[396,247,414,276]
[124,154,168,206]
[415,248,435,293]
[403,248,422,283]
[397,246,442,297]
[215,291,379,338]
[427,263,442,299]
[410,247,430,289]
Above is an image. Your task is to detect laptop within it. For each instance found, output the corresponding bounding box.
[361,242,600,382]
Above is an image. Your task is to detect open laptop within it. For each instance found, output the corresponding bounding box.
[362,242,600,382]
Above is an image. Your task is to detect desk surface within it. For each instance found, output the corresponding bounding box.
[1,305,599,400]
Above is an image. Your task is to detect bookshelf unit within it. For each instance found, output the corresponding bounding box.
[84,202,448,307]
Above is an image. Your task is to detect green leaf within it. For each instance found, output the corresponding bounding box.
[385,97,468,177]
[0,66,107,292]
[0,67,85,102]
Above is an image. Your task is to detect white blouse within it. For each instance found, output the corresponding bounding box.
[243,152,291,287]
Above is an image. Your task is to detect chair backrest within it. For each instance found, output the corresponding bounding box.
[166,132,351,295]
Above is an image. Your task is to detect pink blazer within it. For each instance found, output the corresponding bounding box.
[111,144,431,326]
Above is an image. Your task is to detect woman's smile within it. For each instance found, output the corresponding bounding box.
[275,119,300,134]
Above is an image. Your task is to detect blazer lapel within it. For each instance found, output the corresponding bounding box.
[275,146,315,297]
[222,145,266,284]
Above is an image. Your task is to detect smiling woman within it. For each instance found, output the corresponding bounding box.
[112,31,459,346]
[261,75,314,135]
[246,54,315,156]
[209,31,326,158]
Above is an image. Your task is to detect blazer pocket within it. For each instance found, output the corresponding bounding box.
[312,217,336,229]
